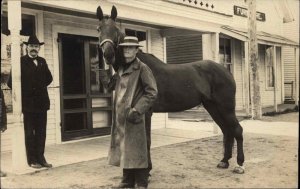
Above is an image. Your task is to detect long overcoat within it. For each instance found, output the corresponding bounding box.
[7,55,53,113]
[99,58,157,168]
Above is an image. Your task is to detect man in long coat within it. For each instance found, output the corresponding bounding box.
[99,36,157,188]
[7,35,53,169]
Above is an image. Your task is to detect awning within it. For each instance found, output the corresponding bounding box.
[220,25,299,47]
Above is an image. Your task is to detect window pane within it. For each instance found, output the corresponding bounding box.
[125,29,147,52]
[92,98,111,108]
[64,99,87,109]
[265,46,274,87]
[1,12,36,36]
[219,37,232,73]
[64,113,87,131]
[93,111,112,128]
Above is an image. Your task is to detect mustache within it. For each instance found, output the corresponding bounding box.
[30,50,38,53]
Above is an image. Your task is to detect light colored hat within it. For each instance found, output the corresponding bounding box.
[119,36,143,47]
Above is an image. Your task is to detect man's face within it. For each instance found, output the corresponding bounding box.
[27,44,40,57]
[123,46,138,63]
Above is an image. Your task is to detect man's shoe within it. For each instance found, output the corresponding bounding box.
[41,162,52,168]
[148,173,151,183]
[30,163,42,169]
[117,182,135,188]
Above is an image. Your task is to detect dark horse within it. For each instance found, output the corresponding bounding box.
[96,6,245,174]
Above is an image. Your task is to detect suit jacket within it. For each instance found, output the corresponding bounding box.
[7,55,53,113]
[0,89,7,130]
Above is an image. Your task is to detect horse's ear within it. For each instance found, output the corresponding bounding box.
[111,5,117,21]
[96,6,103,21]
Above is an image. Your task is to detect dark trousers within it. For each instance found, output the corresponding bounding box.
[145,109,152,172]
[23,112,47,165]
[122,168,149,188]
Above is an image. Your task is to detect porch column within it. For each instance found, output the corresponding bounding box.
[273,46,278,112]
[211,32,219,134]
[280,47,285,102]
[163,36,168,128]
[244,41,250,116]
[8,0,28,172]
[295,48,299,106]
[202,34,212,60]
[211,32,219,63]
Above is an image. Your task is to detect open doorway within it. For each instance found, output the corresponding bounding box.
[58,33,112,141]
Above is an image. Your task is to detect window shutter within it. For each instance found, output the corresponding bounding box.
[166,35,203,64]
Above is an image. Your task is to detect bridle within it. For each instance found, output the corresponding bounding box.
[99,38,115,47]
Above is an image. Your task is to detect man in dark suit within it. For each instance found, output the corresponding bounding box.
[7,35,53,169]
[1,88,8,176]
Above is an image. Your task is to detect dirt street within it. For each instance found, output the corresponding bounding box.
[1,112,298,189]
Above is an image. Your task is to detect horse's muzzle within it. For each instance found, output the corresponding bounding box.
[102,42,115,64]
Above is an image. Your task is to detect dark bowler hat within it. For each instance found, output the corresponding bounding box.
[119,36,143,47]
[23,35,45,45]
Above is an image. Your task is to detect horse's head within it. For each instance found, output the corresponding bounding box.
[96,6,124,70]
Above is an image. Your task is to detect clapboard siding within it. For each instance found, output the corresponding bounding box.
[283,47,296,100]
[149,29,167,129]
[166,35,202,64]
[150,29,164,61]
[282,0,299,101]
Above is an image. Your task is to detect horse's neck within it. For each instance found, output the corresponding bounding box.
[113,46,124,72]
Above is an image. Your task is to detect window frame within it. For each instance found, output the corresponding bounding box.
[219,36,233,74]
[264,45,275,90]
[120,23,150,53]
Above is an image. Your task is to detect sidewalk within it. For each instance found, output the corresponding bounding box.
[1,118,298,176]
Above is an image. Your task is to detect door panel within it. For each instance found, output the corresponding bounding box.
[88,41,113,133]
[59,33,112,141]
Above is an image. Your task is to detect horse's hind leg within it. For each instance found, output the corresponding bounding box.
[203,100,245,173]
[233,122,245,173]
[220,111,245,173]
[202,101,234,169]
[220,131,235,168]
[224,113,244,166]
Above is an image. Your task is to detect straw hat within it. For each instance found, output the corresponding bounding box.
[119,36,143,47]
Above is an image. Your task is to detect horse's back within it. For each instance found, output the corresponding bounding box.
[136,52,236,112]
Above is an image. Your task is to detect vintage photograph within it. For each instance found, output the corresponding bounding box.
[1,0,299,188]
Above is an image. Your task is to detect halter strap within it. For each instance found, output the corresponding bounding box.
[100,39,115,47]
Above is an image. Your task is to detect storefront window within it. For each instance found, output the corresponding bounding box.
[265,46,274,88]
[219,37,232,73]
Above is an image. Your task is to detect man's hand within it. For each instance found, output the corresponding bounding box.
[127,108,142,124]
[1,126,7,133]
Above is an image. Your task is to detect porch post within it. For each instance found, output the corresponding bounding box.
[211,32,219,63]
[273,46,278,112]
[295,48,299,106]
[211,32,219,134]
[8,0,28,172]
[163,36,168,128]
[280,47,285,103]
[244,41,250,116]
[201,34,212,60]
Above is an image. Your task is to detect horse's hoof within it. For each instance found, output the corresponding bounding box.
[217,162,229,169]
[233,166,245,174]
